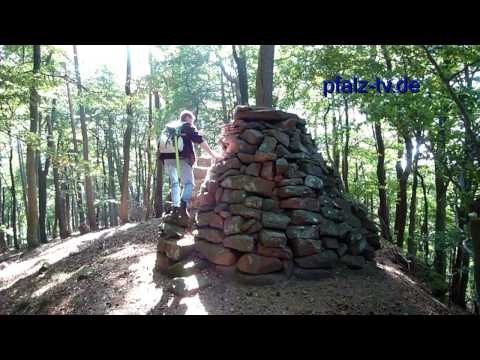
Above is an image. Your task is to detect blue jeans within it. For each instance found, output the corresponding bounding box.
[164,159,194,207]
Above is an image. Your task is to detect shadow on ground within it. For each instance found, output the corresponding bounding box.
[147,246,468,315]
[0,219,163,315]
[0,221,469,315]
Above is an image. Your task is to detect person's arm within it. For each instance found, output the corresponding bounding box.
[201,141,223,161]
[185,124,223,161]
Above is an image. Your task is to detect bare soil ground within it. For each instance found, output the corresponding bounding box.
[0,219,468,315]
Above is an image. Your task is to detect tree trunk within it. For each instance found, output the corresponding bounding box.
[63,170,72,234]
[106,115,118,226]
[38,114,50,244]
[100,141,108,228]
[471,219,480,314]
[0,179,6,253]
[154,153,163,218]
[220,69,229,123]
[322,102,332,164]
[221,55,241,107]
[9,134,18,250]
[450,159,473,308]
[332,112,340,174]
[26,45,40,249]
[136,131,143,204]
[17,140,28,219]
[65,63,85,226]
[114,131,123,192]
[3,193,13,250]
[65,184,71,235]
[418,171,429,263]
[449,66,477,309]
[372,119,392,242]
[119,46,133,224]
[407,132,421,258]
[341,98,350,193]
[48,101,70,239]
[394,135,413,249]
[255,45,275,107]
[94,124,100,225]
[71,189,77,231]
[73,45,97,231]
[144,92,153,220]
[434,116,447,281]
[450,221,470,308]
[154,91,164,218]
[232,45,249,105]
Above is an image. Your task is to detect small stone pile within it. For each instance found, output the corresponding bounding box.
[192,106,381,281]
[155,205,207,279]
[154,157,214,295]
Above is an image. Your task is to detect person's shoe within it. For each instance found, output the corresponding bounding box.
[165,206,190,228]
[180,200,190,217]
[164,207,180,222]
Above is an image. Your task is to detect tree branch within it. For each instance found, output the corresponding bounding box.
[446,58,480,83]
[218,61,236,84]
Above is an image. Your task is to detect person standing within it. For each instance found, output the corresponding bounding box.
[160,110,222,218]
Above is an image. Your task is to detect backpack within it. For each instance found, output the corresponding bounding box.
[158,120,184,154]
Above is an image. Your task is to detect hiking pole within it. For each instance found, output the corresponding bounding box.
[174,134,181,182]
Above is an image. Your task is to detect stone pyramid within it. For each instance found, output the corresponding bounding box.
[191,106,381,280]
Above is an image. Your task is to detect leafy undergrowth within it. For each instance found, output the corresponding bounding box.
[0,220,469,315]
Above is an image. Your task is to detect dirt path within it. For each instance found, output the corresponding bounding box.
[0,220,468,315]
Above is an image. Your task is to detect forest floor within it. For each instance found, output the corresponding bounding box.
[0,219,469,315]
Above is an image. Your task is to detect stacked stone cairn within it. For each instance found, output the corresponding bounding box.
[192,106,381,282]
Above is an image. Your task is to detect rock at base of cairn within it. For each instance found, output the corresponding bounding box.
[155,207,205,279]
[169,274,211,296]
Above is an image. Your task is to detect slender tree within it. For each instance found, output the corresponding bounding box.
[48,100,70,238]
[26,45,40,249]
[154,108,164,218]
[9,133,19,250]
[106,115,118,226]
[119,46,133,224]
[144,92,153,220]
[471,218,480,314]
[372,116,392,242]
[0,179,6,253]
[65,63,85,226]
[17,140,28,219]
[433,116,448,281]
[232,45,249,105]
[407,131,422,258]
[38,113,50,243]
[341,97,350,193]
[394,134,413,248]
[418,170,429,262]
[73,45,97,230]
[255,45,275,107]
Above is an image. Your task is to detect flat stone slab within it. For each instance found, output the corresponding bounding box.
[233,106,297,122]
[169,274,211,297]
[162,235,196,261]
[163,258,209,278]
[215,264,288,286]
